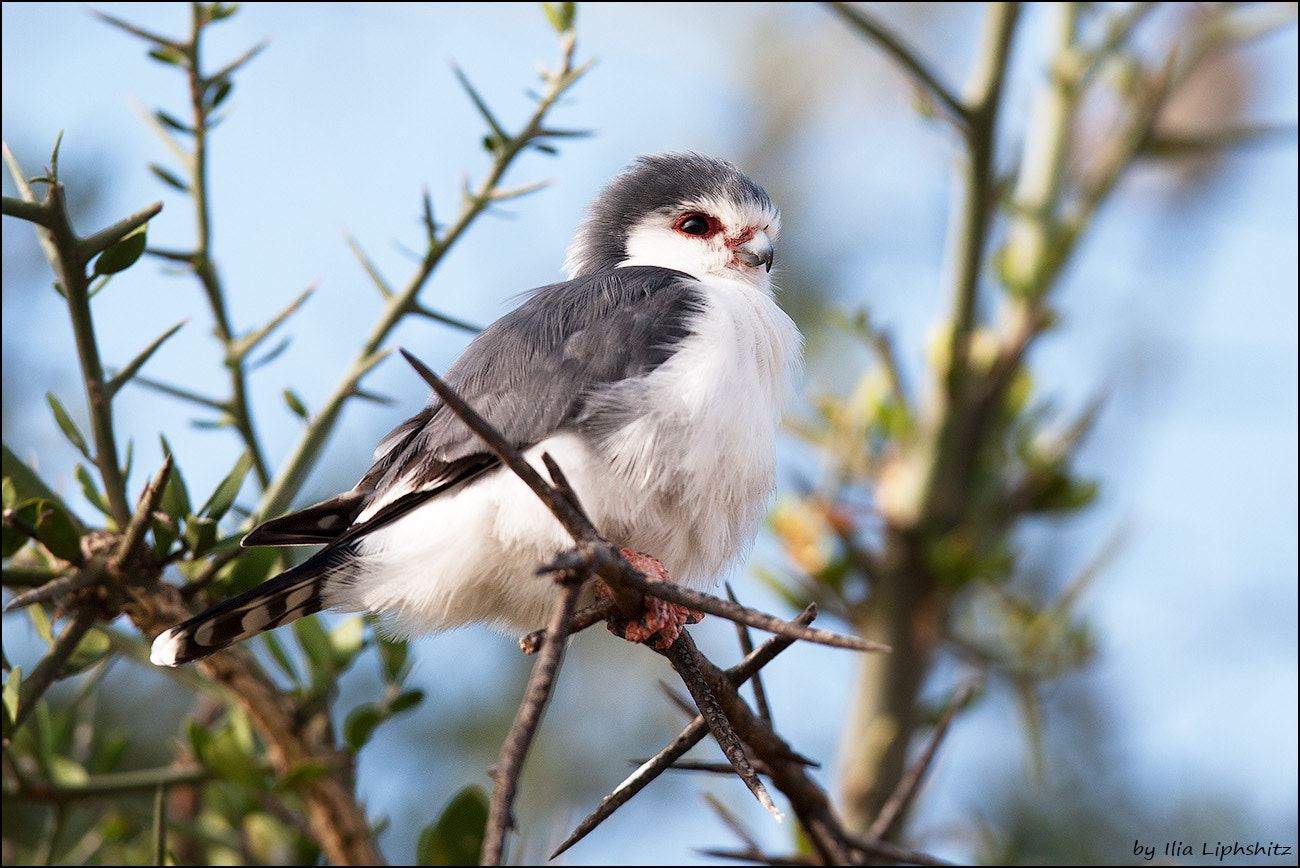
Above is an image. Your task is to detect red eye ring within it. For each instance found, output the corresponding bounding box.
[674,213,718,238]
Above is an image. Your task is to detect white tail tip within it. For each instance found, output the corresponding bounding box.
[150,628,185,667]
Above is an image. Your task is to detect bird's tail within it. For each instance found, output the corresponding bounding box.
[150,548,350,667]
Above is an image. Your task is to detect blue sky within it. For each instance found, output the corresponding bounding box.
[3,3,1296,864]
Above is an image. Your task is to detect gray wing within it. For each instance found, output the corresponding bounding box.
[244,265,702,547]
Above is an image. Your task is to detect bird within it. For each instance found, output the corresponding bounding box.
[151,152,802,667]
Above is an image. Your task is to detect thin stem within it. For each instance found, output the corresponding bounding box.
[182,2,271,488]
[14,605,100,731]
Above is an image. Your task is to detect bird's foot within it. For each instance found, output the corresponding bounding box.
[597,548,704,649]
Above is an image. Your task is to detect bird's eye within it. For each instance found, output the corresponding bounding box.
[675,214,715,237]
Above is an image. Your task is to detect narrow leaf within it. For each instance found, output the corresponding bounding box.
[158,437,192,517]
[150,164,190,193]
[261,630,301,685]
[206,78,234,111]
[46,393,90,458]
[146,47,186,66]
[199,450,252,521]
[154,110,194,136]
[63,627,112,676]
[344,703,382,753]
[183,514,218,558]
[76,464,114,516]
[2,666,20,737]
[283,389,309,419]
[388,688,425,716]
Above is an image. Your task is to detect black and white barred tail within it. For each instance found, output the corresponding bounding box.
[150,550,347,666]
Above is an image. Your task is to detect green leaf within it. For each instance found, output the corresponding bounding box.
[4,445,77,519]
[29,604,54,644]
[92,225,148,276]
[261,629,301,685]
[542,2,576,33]
[283,388,309,419]
[206,78,234,110]
[149,164,190,193]
[2,480,29,556]
[16,498,83,563]
[202,724,269,788]
[147,47,186,66]
[2,666,21,740]
[183,514,218,558]
[208,3,240,22]
[214,543,278,595]
[1029,472,1100,513]
[158,438,192,517]
[154,110,194,136]
[63,627,112,676]
[344,703,382,753]
[150,509,178,559]
[293,615,332,676]
[276,760,331,791]
[76,464,114,516]
[330,616,365,671]
[46,393,90,458]
[1,527,26,558]
[199,450,252,521]
[373,621,410,683]
[417,786,489,866]
[388,688,425,716]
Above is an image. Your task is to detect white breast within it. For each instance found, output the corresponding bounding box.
[583,275,803,584]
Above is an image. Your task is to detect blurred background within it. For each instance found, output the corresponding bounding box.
[3,2,1296,864]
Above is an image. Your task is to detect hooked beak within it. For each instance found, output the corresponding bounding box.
[733,229,774,273]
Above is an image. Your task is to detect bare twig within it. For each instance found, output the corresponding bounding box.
[109,454,172,575]
[727,583,773,722]
[661,633,782,821]
[480,571,584,865]
[3,568,99,613]
[518,597,619,654]
[687,644,857,865]
[867,679,979,841]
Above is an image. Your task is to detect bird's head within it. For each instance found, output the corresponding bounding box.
[564,153,781,294]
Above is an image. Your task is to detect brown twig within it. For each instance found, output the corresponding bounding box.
[867,678,979,842]
[727,582,773,722]
[661,632,781,821]
[480,570,584,865]
[518,597,619,654]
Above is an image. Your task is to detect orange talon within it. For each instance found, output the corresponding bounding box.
[597,549,705,649]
